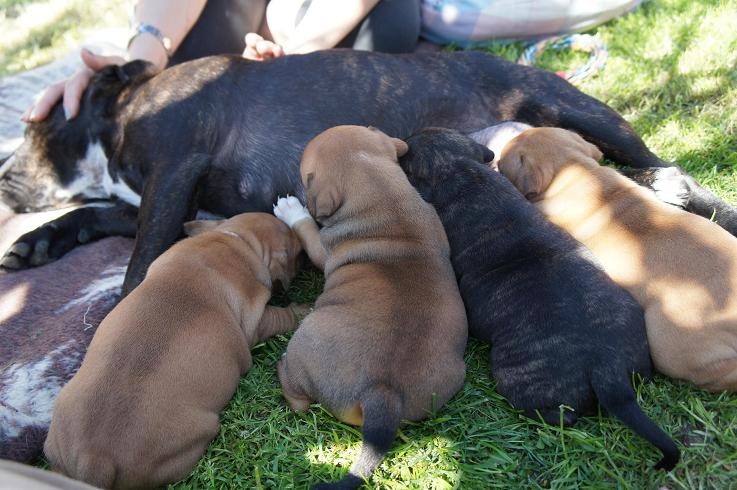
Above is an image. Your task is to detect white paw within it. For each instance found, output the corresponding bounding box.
[651,167,690,208]
[273,195,312,227]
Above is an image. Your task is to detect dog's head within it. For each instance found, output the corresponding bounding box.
[299,125,408,224]
[0,61,156,212]
[497,127,603,200]
[400,127,494,201]
[184,212,303,290]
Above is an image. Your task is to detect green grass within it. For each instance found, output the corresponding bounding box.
[0,0,128,76]
[3,0,737,488]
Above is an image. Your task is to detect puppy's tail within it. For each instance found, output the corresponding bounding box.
[592,369,679,471]
[313,385,402,490]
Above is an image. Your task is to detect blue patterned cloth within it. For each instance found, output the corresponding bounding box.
[420,0,643,45]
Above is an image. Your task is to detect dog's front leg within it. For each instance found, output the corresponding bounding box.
[273,196,327,270]
[1,201,138,270]
[122,155,210,296]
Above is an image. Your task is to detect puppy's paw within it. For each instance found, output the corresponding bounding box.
[274,196,312,227]
[651,167,690,208]
[288,302,312,320]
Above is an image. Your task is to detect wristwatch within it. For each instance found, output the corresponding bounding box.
[128,23,172,57]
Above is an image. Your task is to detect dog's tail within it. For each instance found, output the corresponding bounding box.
[592,368,679,471]
[313,384,402,490]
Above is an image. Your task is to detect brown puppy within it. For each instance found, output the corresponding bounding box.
[498,127,737,391]
[44,212,305,489]
[273,125,468,489]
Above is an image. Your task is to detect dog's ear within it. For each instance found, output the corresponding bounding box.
[499,152,546,200]
[97,60,158,86]
[183,219,224,237]
[268,248,293,290]
[391,138,409,158]
[311,188,340,222]
[99,65,130,83]
[516,163,544,200]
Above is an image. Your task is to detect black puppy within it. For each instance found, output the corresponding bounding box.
[2,50,733,295]
[399,128,679,470]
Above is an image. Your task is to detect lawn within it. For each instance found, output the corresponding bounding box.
[2,0,736,488]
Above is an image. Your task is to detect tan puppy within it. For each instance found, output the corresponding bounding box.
[44,213,305,489]
[273,125,468,489]
[498,127,737,392]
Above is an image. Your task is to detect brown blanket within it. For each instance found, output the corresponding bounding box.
[0,39,132,463]
[0,204,132,463]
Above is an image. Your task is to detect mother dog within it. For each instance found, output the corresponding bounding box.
[1,50,731,295]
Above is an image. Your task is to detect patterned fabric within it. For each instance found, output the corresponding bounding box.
[420,0,643,45]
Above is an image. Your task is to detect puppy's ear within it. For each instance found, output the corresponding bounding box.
[312,188,340,222]
[183,219,224,237]
[268,248,293,290]
[392,138,409,158]
[516,164,544,200]
[499,153,545,200]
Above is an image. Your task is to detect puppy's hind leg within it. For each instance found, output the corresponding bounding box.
[695,345,737,392]
[277,356,313,412]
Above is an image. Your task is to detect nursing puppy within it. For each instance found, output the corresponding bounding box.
[273,126,467,489]
[44,213,305,489]
[399,128,679,470]
[498,127,737,392]
[6,50,737,297]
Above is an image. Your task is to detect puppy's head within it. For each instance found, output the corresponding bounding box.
[498,127,603,200]
[0,61,156,212]
[299,125,408,224]
[184,212,302,290]
[400,128,494,200]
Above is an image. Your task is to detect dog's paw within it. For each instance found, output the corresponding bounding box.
[651,167,690,208]
[1,222,80,270]
[289,302,313,320]
[274,195,312,227]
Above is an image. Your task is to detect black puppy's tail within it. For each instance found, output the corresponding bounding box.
[313,385,402,490]
[592,369,679,471]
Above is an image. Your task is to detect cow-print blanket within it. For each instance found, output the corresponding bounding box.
[0,38,132,463]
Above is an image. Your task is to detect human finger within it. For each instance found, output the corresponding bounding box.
[62,67,95,120]
[22,80,66,122]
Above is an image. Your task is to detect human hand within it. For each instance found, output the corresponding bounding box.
[21,48,127,123]
[243,32,285,61]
